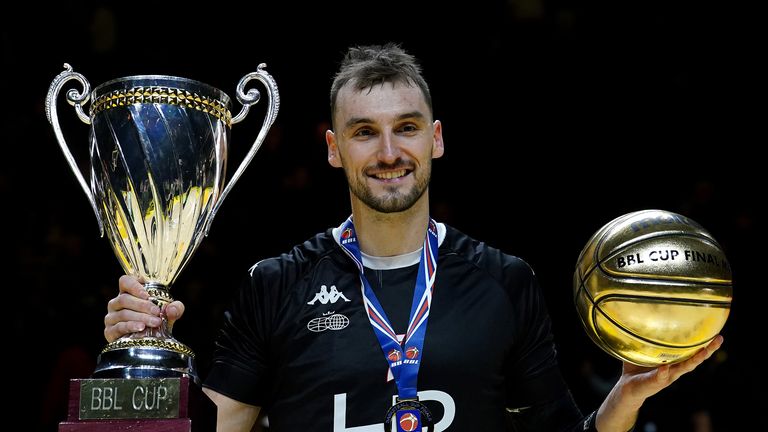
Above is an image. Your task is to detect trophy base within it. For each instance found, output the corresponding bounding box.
[58,376,215,432]
[60,419,190,432]
[94,345,198,385]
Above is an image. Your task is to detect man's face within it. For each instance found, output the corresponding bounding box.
[326,82,444,214]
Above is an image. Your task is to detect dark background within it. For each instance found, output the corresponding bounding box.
[4,0,762,430]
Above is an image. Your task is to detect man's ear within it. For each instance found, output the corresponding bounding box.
[432,120,444,159]
[326,129,342,168]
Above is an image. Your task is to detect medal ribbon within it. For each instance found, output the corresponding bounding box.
[338,216,438,401]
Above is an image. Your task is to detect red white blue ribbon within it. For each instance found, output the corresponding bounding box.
[338,216,438,402]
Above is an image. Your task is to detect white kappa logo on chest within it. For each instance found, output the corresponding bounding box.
[307,284,351,305]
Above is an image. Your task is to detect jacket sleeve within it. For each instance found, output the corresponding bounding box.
[506,389,597,432]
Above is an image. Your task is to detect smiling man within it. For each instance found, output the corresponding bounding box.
[106,43,722,432]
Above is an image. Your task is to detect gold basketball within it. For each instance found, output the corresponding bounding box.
[573,209,732,366]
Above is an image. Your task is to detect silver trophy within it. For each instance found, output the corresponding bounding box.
[46,64,279,383]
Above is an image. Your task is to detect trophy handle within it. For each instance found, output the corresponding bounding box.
[205,63,280,235]
[45,64,104,236]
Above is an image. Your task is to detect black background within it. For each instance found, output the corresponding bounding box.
[4,0,762,430]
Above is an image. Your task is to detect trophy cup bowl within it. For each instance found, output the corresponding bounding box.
[46,64,279,384]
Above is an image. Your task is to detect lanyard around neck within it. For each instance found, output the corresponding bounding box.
[338,216,439,400]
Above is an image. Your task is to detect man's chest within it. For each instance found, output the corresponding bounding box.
[274,266,514,390]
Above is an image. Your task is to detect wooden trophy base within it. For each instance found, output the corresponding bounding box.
[59,376,214,431]
[60,419,190,432]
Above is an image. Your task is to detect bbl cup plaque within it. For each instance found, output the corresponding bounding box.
[46,64,279,391]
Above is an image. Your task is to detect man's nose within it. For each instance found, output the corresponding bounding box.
[377,133,401,163]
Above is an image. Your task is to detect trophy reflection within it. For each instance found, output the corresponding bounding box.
[46,64,279,384]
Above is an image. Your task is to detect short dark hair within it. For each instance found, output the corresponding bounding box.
[330,43,433,127]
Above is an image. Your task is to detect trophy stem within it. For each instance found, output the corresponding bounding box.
[145,283,177,340]
[93,283,199,384]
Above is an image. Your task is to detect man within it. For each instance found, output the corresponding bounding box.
[105,44,722,431]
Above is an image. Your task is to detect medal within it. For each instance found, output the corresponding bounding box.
[383,398,434,432]
[338,217,439,432]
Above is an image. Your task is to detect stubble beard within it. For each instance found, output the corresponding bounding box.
[347,161,431,214]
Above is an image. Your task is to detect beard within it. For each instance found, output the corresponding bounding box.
[347,159,431,213]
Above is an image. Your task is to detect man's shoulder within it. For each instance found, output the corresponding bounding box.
[440,224,536,286]
[442,224,531,266]
[248,229,342,279]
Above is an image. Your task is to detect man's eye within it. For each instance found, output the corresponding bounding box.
[355,128,375,137]
[399,124,417,133]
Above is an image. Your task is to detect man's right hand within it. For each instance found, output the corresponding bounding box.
[104,275,186,343]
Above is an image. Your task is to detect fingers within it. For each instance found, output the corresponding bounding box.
[105,275,188,343]
[104,305,162,342]
[655,364,670,382]
[619,336,724,403]
[108,290,160,316]
[105,308,162,328]
[118,275,150,299]
[105,275,159,343]
[104,318,151,343]
[706,335,724,356]
[666,335,724,381]
[165,301,185,326]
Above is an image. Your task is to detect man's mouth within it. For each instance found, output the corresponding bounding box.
[371,169,409,180]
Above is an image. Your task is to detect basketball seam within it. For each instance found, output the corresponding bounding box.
[576,212,638,306]
[593,302,718,349]
[576,270,730,342]
[583,211,638,283]
[582,269,732,306]
[597,293,732,307]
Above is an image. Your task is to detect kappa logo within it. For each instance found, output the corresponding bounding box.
[307,285,351,305]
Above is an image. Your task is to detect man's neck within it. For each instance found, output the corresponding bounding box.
[350,197,430,257]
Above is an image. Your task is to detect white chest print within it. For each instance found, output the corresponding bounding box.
[308,285,351,305]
